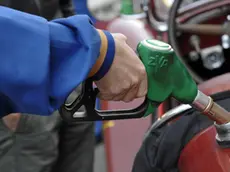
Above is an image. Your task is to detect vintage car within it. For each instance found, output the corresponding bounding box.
[87,0,230,172]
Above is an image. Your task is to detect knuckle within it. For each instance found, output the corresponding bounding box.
[108,86,116,94]
[132,77,139,86]
[122,81,131,90]
[139,67,146,77]
[110,87,120,95]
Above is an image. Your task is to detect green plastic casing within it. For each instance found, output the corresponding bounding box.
[137,39,198,117]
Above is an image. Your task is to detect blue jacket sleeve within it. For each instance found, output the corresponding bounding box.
[0,6,115,117]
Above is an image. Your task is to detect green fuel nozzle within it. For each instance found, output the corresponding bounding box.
[137,39,230,124]
[137,39,197,116]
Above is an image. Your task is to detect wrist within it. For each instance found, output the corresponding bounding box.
[88,30,115,80]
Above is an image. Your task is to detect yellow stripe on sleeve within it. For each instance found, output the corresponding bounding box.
[88,30,108,78]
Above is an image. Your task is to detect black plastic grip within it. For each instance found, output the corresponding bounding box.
[59,79,148,122]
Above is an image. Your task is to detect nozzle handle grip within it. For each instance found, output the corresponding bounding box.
[59,79,149,122]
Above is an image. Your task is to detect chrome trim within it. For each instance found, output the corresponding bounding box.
[120,13,147,20]
[143,0,216,33]
[73,111,86,118]
[144,104,192,138]
[147,7,168,32]
[215,122,230,142]
[192,90,210,111]
[141,0,168,32]
[178,0,216,14]
[192,90,230,124]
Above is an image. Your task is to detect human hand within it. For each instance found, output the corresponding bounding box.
[95,33,147,102]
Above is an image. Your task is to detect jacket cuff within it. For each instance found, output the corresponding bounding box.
[89,30,115,80]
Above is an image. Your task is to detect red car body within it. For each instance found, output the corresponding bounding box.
[94,1,230,172]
